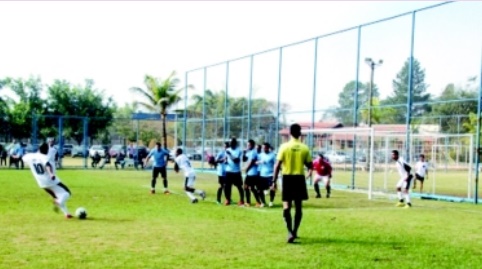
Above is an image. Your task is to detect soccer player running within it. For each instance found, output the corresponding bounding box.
[173,148,206,203]
[22,142,73,219]
[273,123,313,243]
[215,142,229,204]
[256,142,276,207]
[224,137,245,206]
[310,153,333,198]
[413,154,429,193]
[243,139,261,207]
[144,142,170,194]
[392,150,413,208]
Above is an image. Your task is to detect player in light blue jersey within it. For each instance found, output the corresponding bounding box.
[243,139,261,207]
[224,137,244,206]
[144,142,170,194]
[215,142,229,204]
[257,143,276,207]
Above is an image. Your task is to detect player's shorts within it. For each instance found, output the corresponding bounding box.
[152,166,166,179]
[44,182,71,200]
[258,176,272,190]
[396,174,413,190]
[244,175,258,187]
[184,174,196,188]
[281,175,309,201]
[415,173,425,182]
[314,174,330,184]
[226,172,243,187]
[218,175,226,185]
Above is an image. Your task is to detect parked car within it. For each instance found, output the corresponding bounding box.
[325,151,351,163]
[89,145,109,158]
[109,144,126,157]
[185,149,203,160]
[54,144,74,156]
[71,145,89,158]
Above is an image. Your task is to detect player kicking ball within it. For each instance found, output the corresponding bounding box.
[22,142,73,219]
[174,148,206,203]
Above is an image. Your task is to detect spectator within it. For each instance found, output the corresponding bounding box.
[114,152,126,170]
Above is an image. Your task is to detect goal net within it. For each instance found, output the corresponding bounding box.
[302,127,475,202]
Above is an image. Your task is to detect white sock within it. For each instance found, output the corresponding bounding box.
[57,193,71,215]
[185,191,196,200]
[397,191,403,200]
[194,189,203,195]
[405,193,411,204]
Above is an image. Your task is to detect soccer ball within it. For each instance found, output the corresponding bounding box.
[75,207,88,220]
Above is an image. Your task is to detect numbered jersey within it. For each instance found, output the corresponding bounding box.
[175,154,195,177]
[22,153,60,188]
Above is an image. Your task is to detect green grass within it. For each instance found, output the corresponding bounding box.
[1,169,482,268]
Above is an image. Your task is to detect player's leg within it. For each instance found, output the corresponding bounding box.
[404,175,413,208]
[419,177,424,193]
[244,176,251,206]
[183,176,197,202]
[250,176,261,206]
[292,199,303,239]
[282,200,294,242]
[234,172,245,205]
[395,179,404,206]
[256,177,267,207]
[217,176,225,204]
[161,167,169,194]
[150,167,159,194]
[224,173,233,205]
[313,176,321,198]
[324,176,331,198]
[51,183,72,218]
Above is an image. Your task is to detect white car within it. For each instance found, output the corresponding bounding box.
[325,151,350,163]
[89,145,107,158]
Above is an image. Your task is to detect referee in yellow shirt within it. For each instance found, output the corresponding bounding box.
[273,123,313,243]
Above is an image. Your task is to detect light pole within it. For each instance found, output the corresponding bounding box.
[364,58,383,127]
[364,58,382,172]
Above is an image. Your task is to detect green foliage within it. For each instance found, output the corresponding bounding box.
[336,80,379,126]
[130,72,185,148]
[381,58,431,124]
[46,79,116,144]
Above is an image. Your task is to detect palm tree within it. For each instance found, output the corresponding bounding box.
[130,72,188,149]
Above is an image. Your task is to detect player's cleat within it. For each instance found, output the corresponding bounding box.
[244,202,250,207]
[287,233,296,244]
[191,198,198,204]
[404,203,412,208]
[224,200,231,206]
[200,191,206,200]
[396,202,405,207]
[237,201,245,207]
[315,194,321,198]
[326,193,330,198]
[65,214,73,219]
[163,190,170,195]
[216,201,221,205]
[150,189,155,194]
[269,202,274,208]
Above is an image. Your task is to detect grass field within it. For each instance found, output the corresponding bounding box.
[1,168,482,269]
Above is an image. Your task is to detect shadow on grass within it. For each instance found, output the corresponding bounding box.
[287,236,403,247]
[75,217,135,222]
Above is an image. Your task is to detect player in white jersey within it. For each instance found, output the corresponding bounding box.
[413,154,429,193]
[174,148,206,203]
[22,142,73,218]
[391,150,413,208]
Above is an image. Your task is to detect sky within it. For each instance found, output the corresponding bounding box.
[0,1,481,121]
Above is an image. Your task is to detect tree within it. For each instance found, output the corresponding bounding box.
[3,76,46,139]
[47,79,116,145]
[130,72,187,149]
[430,80,477,133]
[381,58,431,124]
[335,80,379,126]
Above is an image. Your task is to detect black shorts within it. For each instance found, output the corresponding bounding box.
[218,175,226,185]
[244,175,258,187]
[258,176,272,190]
[152,166,166,179]
[226,172,243,187]
[282,175,308,201]
[415,173,424,182]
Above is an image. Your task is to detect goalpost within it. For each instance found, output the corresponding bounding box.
[302,127,475,201]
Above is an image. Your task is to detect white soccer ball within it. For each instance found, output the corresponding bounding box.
[75,207,88,220]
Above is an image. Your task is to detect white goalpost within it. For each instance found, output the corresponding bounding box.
[302,127,475,202]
